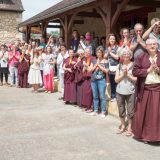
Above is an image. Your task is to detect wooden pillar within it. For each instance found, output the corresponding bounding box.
[41,22,48,43]
[59,13,77,48]
[106,0,112,36]
[64,15,69,47]
[26,26,31,43]
[96,0,112,38]
[96,0,129,38]
[111,0,130,29]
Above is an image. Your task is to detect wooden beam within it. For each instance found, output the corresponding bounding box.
[64,15,68,46]
[106,0,112,35]
[26,26,31,43]
[96,0,112,36]
[96,6,107,26]
[68,13,77,31]
[129,0,160,7]
[41,21,48,42]
[59,18,65,30]
[74,20,84,24]
[111,0,130,28]
[47,25,63,28]
[77,12,101,18]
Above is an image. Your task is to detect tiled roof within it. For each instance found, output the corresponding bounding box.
[0,0,24,12]
[19,0,96,26]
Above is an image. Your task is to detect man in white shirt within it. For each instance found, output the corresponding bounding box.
[56,43,69,99]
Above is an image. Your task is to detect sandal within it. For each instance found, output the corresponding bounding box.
[116,126,126,134]
[125,130,133,137]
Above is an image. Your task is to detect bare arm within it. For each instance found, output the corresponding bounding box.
[142,21,159,40]
[126,74,137,82]
[109,51,119,60]
[130,42,138,52]
[97,64,108,74]
[142,27,153,40]
[115,69,124,83]
[88,62,97,72]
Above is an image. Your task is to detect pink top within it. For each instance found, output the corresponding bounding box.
[8,50,20,67]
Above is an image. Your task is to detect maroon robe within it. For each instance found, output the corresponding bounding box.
[75,59,84,107]
[63,57,77,103]
[18,54,30,88]
[132,52,160,142]
[81,56,95,108]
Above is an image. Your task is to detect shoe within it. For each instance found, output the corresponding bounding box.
[100,113,106,118]
[45,90,48,93]
[4,82,9,86]
[58,97,63,100]
[89,111,98,116]
[48,91,52,94]
[110,98,116,102]
[85,109,93,113]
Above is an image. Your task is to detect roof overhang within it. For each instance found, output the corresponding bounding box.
[19,0,96,27]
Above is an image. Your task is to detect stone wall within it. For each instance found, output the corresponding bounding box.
[72,16,106,38]
[0,11,22,44]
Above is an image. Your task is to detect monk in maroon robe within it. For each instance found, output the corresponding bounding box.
[74,49,85,108]
[81,48,95,112]
[132,38,160,142]
[63,49,77,103]
[18,51,30,88]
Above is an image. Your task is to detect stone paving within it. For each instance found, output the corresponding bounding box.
[0,86,160,160]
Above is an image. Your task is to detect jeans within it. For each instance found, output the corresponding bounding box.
[109,74,117,99]
[91,78,107,112]
[9,66,18,85]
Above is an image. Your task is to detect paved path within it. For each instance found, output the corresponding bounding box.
[0,86,160,160]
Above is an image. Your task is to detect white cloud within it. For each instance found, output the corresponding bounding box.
[21,0,62,20]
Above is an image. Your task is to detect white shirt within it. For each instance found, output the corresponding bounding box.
[0,51,8,68]
[57,51,69,74]
[145,55,160,84]
[39,53,46,70]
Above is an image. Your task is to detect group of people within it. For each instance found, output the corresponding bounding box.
[0,17,160,143]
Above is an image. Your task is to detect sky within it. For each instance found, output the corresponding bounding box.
[21,0,62,21]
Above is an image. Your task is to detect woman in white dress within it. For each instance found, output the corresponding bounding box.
[28,49,42,93]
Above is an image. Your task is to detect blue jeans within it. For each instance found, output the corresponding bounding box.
[9,66,18,86]
[91,78,107,112]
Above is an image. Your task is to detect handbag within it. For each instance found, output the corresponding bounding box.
[92,70,105,80]
[108,61,117,72]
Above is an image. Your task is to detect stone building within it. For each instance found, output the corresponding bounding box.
[0,0,24,44]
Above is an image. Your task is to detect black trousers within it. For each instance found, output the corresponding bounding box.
[0,73,8,83]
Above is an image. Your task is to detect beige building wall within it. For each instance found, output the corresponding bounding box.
[0,11,22,44]
[72,16,106,38]
[148,11,160,26]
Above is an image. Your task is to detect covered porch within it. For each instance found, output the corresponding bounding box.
[19,0,160,47]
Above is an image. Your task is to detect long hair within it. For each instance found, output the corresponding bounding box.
[32,49,39,57]
[96,46,105,58]
[106,33,118,47]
